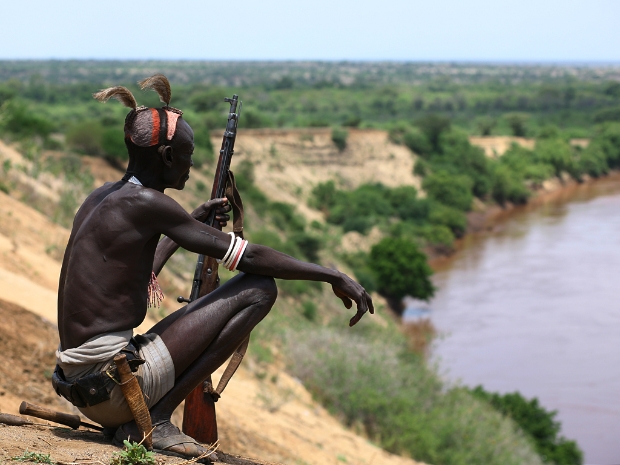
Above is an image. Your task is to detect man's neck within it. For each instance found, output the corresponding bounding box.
[123,171,166,192]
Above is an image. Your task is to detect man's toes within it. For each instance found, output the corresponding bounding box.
[166,441,206,457]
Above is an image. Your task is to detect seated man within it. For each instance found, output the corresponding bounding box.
[54,75,373,459]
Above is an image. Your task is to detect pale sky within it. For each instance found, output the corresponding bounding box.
[1,0,619,62]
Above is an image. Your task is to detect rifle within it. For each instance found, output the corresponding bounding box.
[180,94,246,444]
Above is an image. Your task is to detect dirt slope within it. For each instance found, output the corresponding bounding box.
[230,128,421,223]
[0,138,424,464]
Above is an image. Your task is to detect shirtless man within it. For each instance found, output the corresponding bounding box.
[54,76,373,459]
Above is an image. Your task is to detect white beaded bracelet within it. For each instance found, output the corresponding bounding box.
[217,232,236,265]
[229,239,249,271]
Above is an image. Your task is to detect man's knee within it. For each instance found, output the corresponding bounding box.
[255,275,278,307]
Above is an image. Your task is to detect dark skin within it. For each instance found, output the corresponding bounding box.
[58,118,374,456]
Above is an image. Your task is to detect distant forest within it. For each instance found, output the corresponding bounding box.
[0,61,619,137]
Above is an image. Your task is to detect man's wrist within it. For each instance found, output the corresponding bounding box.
[191,208,205,221]
[326,269,343,286]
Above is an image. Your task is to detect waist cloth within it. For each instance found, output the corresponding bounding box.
[56,330,175,428]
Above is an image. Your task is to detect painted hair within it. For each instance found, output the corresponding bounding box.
[93,74,183,148]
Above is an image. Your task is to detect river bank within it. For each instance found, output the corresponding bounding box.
[424,172,620,464]
[428,170,620,271]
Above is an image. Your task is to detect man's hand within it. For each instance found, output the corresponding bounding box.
[191,198,231,228]
[331,272,375,327]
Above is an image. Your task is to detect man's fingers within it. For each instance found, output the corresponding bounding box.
[208,197,229,208]
[216,204,232,214]
[367,292,375,314]
[349,310,363,327]
[340,295,353,309]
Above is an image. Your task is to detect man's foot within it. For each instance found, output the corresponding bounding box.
[114,420,218,462]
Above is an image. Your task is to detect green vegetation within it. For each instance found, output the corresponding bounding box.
[0,62,597,465]
[470,387,583,465]
[110,440,155,465]
[287,329,544,465]
[331,127,348,151]
[11,451,53,464]
[370,237,435,301]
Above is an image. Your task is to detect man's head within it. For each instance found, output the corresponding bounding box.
[94,74,195,190]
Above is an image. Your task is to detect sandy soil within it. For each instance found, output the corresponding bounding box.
[0,138,425,465]
[468,136,535,157]
[0,295,422,465]
[468,136,590,158]
[227,128,420,223]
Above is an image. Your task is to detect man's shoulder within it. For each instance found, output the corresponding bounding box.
[113,186,187,223]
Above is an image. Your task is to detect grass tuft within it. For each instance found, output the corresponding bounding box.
[11,450,53,464]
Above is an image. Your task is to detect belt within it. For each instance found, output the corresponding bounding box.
[51,339,145,409]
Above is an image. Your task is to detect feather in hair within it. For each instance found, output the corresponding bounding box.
[92,86,137,109]
[138,74,172,106]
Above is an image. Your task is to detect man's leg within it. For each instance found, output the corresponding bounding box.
[117,272,277,455]
[151,272,277,420]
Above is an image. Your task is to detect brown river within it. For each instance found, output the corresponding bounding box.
[406,175,620,465]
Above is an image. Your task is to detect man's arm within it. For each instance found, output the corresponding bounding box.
[145,191,373,325]
[238,243,374,326]
[152,198,231,275]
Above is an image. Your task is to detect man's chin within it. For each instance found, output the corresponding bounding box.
[177,175,190,190]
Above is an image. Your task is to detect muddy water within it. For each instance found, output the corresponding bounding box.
[415,177,620,465]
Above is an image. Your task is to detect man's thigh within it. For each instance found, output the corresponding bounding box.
[146,273,275,375]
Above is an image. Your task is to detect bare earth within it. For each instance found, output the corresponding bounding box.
[0,137,424,465]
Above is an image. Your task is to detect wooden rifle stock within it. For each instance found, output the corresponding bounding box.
[182,95,241,444]
[19,401,103,431]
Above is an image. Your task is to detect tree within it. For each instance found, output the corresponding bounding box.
[403,127,432,157]
[422,170,473,211]
[476,116,496,136]
[415,114,451,153]
[470,387,583,465]
[331,127,348,151]
[505,113,530,137]
[370,237,435,303]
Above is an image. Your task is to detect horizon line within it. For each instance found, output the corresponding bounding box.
[1,58,620,67]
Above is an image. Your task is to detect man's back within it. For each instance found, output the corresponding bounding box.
[58,181,161,350]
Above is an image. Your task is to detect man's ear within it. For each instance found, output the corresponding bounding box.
[159,145,174,167]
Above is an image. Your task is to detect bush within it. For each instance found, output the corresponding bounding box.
[66,120,104,155]
[476,116,496,136]
[403,127,432,157]
[301,301,317,321]
[331,127,348,151]
[470,386,583,465]
[428,202,468,237]
[0,99,53,139]
[492,165,530,206]
[413,158,430,177]
[593,122,620,168]
[241,109,273,129]
[326,183,392,234]
[423,170,473,211]
[370,237,435,301]
[577,145,608,178]
[386,186,428,221]
[271,202,306,232]
[309,180,338,211]
[505,113,530,137]
[593,106,620,123]
[415,114,451,152]
[287,330,545,465]
[290,231,322,263]
[192,125,214,168]
[535,139,575,178]
[101,127,127,160]
[341,216,374,234]
[189,88,228,112]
